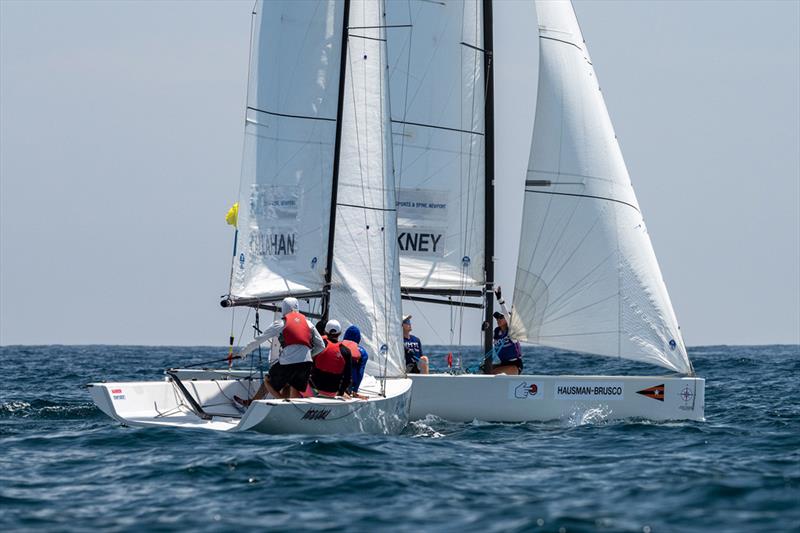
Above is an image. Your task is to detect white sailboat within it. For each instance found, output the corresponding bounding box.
[388,0,705,422]
[89,0,413,435]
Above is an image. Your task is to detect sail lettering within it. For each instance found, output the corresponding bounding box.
[397,232,443,255]
[249,232,297,257]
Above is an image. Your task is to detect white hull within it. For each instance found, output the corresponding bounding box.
[88,375,412,435]
[408,374,705,423]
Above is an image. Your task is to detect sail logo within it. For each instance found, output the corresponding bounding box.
[554,381,624,401]
[397,230,444,256]
[301,409,331,420]
[636,384,665,402]
[509,381,542,400]
[249,232,296,258]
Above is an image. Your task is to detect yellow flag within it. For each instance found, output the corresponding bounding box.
[225,202,239,227]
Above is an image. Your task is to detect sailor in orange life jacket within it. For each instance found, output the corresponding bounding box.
[233,297,325,405]
[308,320,353,398]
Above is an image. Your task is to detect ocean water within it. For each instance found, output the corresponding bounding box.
[1,344,798,532]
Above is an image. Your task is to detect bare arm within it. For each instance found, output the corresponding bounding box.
[238,320,283,358]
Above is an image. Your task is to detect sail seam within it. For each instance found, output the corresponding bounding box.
[524,189,641,214]
[390,119,484,136]
[247,106,336,122]
[337,202,396,212]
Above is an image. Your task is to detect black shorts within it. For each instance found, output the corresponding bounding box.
[406,362,420,374]
[309,368,343,394]
[268,361,312,392]
[496,358,523,372]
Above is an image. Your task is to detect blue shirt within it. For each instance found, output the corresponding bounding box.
[403,335,423,366]
[351,347,368,392]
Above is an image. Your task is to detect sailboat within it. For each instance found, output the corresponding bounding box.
[387,0,705,422]
[89,0,413,434]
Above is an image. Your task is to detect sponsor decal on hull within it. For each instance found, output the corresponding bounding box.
[678,385,696,411]
[636,384,665,402]
[554,381,624,401]
[508,381,542,400]
[111,388,126,401]
[301,409,331,420]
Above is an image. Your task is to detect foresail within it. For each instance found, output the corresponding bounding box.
[329,0,405,378]
[512,0,691,374]
[231,1,344,302]
[385,0,486,292]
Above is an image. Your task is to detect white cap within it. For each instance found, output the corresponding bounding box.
[402,315,412,324]
[325,319,341,335]
[281,297,299,316]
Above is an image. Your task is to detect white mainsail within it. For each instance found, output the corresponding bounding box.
[329,0,405,377]
[231,1,345,302]
[512,0,691,374]
[385,0,487,292]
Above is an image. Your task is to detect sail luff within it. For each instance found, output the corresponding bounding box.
[512,0,691,374]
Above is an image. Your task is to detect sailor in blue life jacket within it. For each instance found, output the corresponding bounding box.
[402,315,429,374]
[482,286,523,375]
[233,297,325,405]
[341,324,368,394]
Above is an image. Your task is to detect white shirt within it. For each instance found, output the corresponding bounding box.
[239,316,325,365]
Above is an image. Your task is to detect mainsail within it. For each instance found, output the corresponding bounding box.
[512,0,691,374]
[229,0,404,377]
[329,0,404,378]
[231,1,345,302]
[385,0,488,294]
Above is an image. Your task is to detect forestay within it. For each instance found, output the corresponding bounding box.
[328,0,405,378]
[231,1,345,302]
[385,0,487,291]
[512,0,691,374]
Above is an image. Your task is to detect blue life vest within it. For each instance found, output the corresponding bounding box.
[343,325,369,392]
[494,327,521,363]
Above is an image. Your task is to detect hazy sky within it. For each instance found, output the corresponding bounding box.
[1,0,798,347]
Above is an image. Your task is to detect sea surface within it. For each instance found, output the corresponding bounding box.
[1,344,798,532]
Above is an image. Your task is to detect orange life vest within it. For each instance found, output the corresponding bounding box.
[314,341,346,374]
[279,311,312,348]
[340,340,362,362]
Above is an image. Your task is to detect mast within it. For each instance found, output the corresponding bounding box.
[322,0,352,320]
[482,0,495,355]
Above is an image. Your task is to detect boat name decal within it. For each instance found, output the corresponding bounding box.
[249,232,296,258]
[554,382,624,400]
[301,409,331,420]
[397,231,444,255]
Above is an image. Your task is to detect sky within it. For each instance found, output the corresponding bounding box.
[1,0,798,347]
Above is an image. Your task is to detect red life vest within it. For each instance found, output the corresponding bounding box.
[279,311,312,348]
[314,341,346,374]
[341,340,362,362]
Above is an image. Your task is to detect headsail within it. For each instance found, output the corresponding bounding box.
[512,0,691,374]
[385,0,487,293]
[231,1,345,303]
[329,0,404,378]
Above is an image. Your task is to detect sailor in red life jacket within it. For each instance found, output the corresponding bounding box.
[233,297,325,405]
[309,320,353,398]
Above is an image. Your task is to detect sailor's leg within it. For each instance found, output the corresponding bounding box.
[492,364,520,376]
[419,355,429,374]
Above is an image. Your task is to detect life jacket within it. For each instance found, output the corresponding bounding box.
[279,311,312,348]
[494,327,521,363]
[314,340,346,374]
[341,340,362,362]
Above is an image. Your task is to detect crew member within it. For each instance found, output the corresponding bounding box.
[402,315,429,374]
[234,297,324,405]
[341,324,369,393]
[483,286,523,375]
[309,320,353,397]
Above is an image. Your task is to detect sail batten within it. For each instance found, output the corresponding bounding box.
[512,0,691,374]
